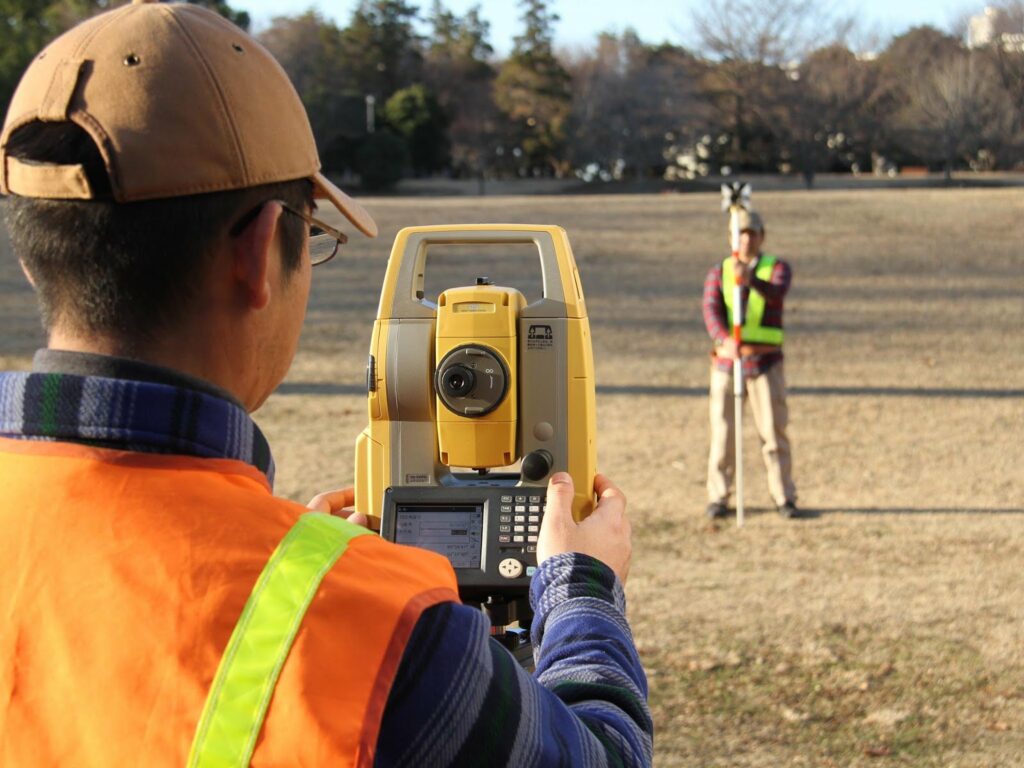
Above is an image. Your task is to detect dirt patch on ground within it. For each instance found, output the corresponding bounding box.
[3,189,1023,765]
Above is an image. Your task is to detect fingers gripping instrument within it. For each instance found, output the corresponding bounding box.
[354,225,598,628]
[722,182,751,528]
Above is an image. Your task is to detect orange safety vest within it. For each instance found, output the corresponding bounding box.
[0,437,459,766]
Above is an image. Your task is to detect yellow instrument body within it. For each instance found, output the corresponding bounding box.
[355,224,597,526]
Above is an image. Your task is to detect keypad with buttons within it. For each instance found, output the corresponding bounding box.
[497,491,546,559]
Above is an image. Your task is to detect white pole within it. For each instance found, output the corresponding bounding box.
[730,211,745,528]
[732,287,744,528]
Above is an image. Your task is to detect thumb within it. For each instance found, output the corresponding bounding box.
[545,472,575,521]
[346,510,370,528]
[306,495,331,514]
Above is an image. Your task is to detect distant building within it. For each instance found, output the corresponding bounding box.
[968,6,1024,52]
[968,7,1002,47]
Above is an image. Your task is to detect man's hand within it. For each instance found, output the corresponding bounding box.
[716,337,740,360]
[537,473,632,584]
[733,258,754,286]
[306,486,371,528]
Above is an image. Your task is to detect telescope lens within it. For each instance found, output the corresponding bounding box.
[442,365,475,398]
[434,345,508,417]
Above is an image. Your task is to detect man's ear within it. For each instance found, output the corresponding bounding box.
[231,201,282,310]
[19,260,37,289]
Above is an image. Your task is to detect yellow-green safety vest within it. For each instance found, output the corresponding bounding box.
[722,254,784,345]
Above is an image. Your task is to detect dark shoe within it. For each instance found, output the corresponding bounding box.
[706,502,728,519]
[778,501,799,519]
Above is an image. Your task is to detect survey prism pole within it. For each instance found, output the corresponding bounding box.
[721,182,751,528]
[729,214,745,528]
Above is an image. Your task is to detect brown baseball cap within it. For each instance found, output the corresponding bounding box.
[0,0,377,238]
[733,208,764,233]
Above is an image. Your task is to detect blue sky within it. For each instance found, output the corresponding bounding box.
[240,0,975,53]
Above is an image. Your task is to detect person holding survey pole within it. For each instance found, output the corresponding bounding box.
[0,1,651,765]
[702,204,798,521]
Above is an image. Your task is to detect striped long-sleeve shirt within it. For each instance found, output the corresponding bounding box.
[377,553,652,766]
[0,350,653,767]
[702,254,792,377]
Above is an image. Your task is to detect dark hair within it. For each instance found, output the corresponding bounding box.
[2,121,312,352]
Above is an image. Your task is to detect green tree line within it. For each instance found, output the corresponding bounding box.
[3,0,1022,188]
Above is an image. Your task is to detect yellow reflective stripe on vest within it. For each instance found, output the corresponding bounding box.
[188,512,372,768]
[722,255,784,345]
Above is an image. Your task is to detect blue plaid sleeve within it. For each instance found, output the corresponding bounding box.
[374,553,652,767]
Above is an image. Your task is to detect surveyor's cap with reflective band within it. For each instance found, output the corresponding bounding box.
[0,0,377,238]
[732,208,764,233]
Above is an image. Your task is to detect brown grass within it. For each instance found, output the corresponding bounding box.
[3,189,1024,765]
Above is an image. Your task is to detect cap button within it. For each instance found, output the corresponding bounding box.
[131,0,160,4]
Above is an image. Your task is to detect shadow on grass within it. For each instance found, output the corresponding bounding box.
[704,506,819,521]
[599,384,1024,399]
[277,382,1024,399]
[709,506,1024,519]
[813,506,1024,516]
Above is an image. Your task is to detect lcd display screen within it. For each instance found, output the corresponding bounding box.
[394,505,484,569]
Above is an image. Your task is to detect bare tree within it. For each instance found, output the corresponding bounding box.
[985,45,1024,167]
[907,51,1016,178]
[690,0,855,174]
[781,44,886,184]
[970,2,1024,168]
[565,33,703,179]
[691,0,853,65]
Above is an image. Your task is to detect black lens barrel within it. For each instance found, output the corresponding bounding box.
[442,365,476,397]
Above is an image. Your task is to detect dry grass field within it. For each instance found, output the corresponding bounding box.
[2,188,1023,765]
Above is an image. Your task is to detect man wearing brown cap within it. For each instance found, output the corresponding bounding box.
[702,208,798,519]
[0,2,651,765]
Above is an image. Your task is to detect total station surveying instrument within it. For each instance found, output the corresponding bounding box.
[354,224,597,656]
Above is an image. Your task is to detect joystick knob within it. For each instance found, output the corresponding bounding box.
[521,450,553,482]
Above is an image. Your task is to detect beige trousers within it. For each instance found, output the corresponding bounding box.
[707,361,796,507]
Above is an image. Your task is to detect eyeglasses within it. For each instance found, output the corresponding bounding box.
[230,200,347,267]
[278,202,347,266]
